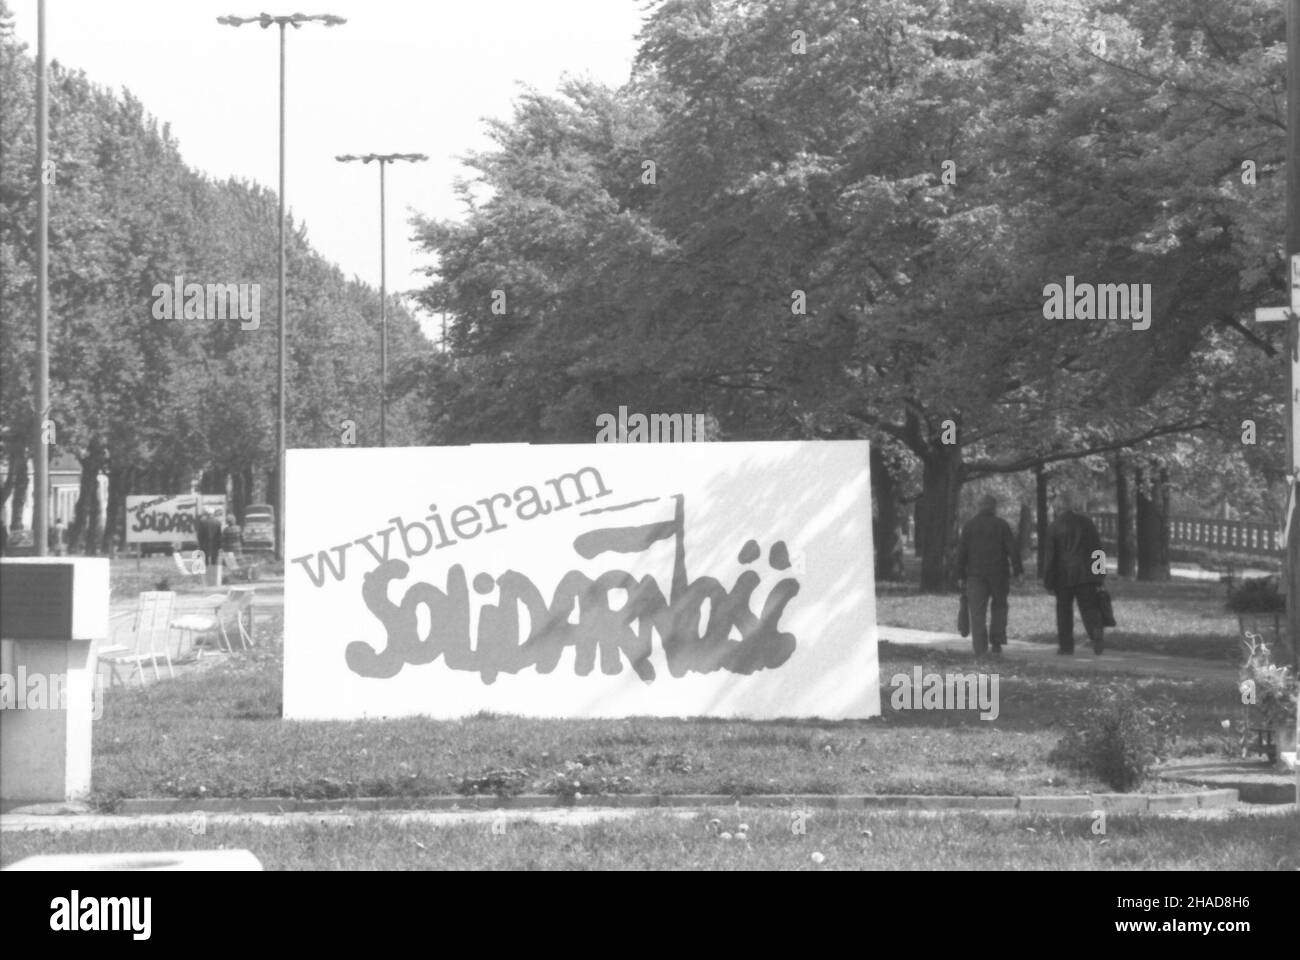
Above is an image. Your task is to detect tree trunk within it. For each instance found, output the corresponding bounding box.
[102,464,131,556]
[918,444,963,593]
[1017,501,1033,558]
[1115,453,1135,577]
[72,444,106,555]
[1136,461,1171,581]
[871,445,905,581]
[1,439,26,515]
[1035,464,1049,578]
[269,465,280,556]
[231,465,249,521]
[912,499,924,557]
[8,445,29,529]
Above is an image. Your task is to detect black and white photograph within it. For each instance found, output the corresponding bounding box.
[0,0,1295,922]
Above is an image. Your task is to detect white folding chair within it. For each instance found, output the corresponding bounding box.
[170,587,256,659]
[98,591,176,686]
[220,588,256,650]
[172,546,205,578]
[221,550,259,582]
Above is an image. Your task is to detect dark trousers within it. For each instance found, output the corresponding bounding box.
[965,576,1008,654]
[1055,582,1104,652]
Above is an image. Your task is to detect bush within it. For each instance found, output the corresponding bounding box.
[1048,685,1183,792]
[1224,576,1286,614]
[458,767,528,797]
[1239,635,1298,732]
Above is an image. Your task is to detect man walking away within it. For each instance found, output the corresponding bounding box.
[1043,493,1106,656]
[195,509,223,570]
[220,514,243,574]
[957,494,1024,659]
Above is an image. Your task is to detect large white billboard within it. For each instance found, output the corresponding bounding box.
[124,494,227,544]
[284,441,879,720]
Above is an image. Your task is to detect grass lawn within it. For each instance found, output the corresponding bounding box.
[87,601,1244,805]
[3,809,1296,870]
[877,569,1247,661]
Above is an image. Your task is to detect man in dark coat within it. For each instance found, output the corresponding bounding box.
[1043,493,1106,655]
[194,509,223,570]
[957,494,1024,658]
[220,514,243,573]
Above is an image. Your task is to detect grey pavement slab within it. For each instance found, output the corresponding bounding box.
[877,626,1236,682]
[1157,758,1297,804]
[0,788,1243,832]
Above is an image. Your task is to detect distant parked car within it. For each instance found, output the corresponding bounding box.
[242,504,275,554]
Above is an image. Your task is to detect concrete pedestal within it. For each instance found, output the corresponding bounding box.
[0,558,108,804]
[0,640,94,801]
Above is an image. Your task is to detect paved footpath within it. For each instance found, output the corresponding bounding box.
[878,559,1260,681]
[877,626,1236,682]
[5,798,1289,835]
[2,807,695,834]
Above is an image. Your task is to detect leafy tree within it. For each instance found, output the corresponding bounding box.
[0,6,430,551]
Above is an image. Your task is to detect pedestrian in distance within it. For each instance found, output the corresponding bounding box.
[195,508,223,571]
[956,493,1024,659]
[1042,492,1107,656]
[220,513,243,572]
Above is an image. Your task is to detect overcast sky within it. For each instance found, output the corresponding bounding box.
[8,0,648,336]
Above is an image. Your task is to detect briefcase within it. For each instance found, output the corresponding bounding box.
[1097,586,1117,628]
[957,592,970,637]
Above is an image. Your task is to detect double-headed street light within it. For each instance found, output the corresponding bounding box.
[336,153,428,447]
[218,12,345,560]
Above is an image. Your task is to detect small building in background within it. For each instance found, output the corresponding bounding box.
[0,451,108,537]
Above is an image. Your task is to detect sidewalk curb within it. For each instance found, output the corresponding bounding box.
[77,789,1240,818]
[1162,780,1295,805]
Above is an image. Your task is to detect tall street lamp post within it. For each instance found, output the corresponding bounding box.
[218,12,345,559]
[1287,0,1300,811]
[34,0,49,556]
[335,153,428,447]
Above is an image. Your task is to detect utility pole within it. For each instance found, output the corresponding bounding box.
[277,18,285,557]
[34,0,48,557]
[336,153,428,447]
[218,12,345,559]
[1289,0,1300,810]
[1253,2,1300,801]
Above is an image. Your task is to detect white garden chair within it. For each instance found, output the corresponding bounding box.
[172,546,205,578]
[170,587,256,659]
[98,591,176,686]
[221,550,260,582]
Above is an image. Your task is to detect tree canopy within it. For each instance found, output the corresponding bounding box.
[0,0,428,550]
[410,0,1294,588]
